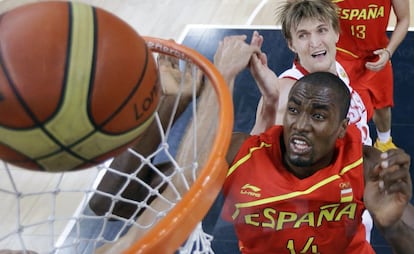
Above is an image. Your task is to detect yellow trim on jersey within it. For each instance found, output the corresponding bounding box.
[336,47,359,59]
[227,141,272,177]
[231,156,363,220]
[340,157,363,175]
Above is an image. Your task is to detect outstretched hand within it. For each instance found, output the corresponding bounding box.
[364,148,412,228]
[158,53,203,98]
[249,31,279,97]
[214,34,261,86]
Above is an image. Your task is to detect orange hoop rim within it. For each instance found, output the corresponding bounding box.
[123,37,234,254]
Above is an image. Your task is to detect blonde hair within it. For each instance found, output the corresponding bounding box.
[277,0,340,41]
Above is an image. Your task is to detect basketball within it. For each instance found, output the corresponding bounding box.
[0,1,160,172]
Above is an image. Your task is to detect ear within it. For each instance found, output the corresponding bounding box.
[337,118,349,139]
[335,32,340,43]
[287,40,296,53]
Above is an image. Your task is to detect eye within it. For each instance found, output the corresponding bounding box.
[318,26,329,34]
[287,106,298,114]
[312,112,326,120]
[297,32,308,40]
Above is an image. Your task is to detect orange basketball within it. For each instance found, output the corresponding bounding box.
[0,1,160,172]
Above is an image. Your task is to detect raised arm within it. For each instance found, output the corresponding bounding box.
[97,37,258,252]
[363,146,414,253]
[89,55,203,218]
[93,32,260,224]
[248,31,281,135]
[213,34,261,93]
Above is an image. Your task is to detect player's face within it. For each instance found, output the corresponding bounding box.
[282,82,347,179]
[288,18,339,74]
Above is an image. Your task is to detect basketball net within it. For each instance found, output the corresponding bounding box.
[0,37,233,253]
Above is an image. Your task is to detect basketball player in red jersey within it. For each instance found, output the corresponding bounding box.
[216,66,414,253]
[213,30,414,253]
[335,0,410,151]
[245,0,375,240]
[249,0,371,147]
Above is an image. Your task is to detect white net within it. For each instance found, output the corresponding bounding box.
[0,38,233,254]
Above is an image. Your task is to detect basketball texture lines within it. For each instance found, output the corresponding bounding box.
[0,1,160,172]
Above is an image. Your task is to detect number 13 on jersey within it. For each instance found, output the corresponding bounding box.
[350,24,366,39]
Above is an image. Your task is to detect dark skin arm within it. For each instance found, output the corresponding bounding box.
[88,95,177,218]
[91,34,260,219]
[225,132,250,165]
[89,55,203,218]
[363,146,414,253]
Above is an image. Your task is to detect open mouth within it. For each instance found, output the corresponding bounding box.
[290,137,312,154]
[311,50,327,58]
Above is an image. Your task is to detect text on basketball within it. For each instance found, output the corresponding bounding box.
[133,82,159,120]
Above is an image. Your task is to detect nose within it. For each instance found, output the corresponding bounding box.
[293,112,311,132]
[309,33,321,48]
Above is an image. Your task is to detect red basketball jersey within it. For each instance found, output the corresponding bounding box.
[222,125,374,254]
[335,0,392,57]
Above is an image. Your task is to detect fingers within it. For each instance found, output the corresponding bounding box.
[220,34,261,54]
[214,34,262,81]
[249,53,261,82]
[157,52,204,99]
[377,149,412,197]
[365,49,389,71]
[259,51,268,65]
[250,30,264,47]
[249,52,268,79]
[380,149,411,172]
[216,34,261,58]
[225,34,248,41]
